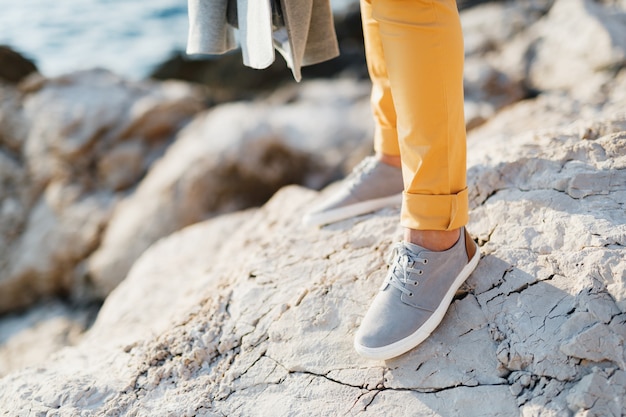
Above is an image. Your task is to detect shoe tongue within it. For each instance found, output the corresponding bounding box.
[402,241,427,256]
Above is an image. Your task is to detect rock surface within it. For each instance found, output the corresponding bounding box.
[0,300,99,376]
[86,79,373,296]
[461,0,626,127]
[0,108,624,415]
[0,69,205,314]
[0,70,372,312]
[527,0,626,93]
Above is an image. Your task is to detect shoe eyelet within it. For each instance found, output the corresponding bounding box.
[418,270,423,275]
[409,292,414,297]
[423,259,428,264]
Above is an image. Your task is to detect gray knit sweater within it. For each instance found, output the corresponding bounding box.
[187,0,340,81]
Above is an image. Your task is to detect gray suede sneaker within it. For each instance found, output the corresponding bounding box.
[354,228,480,360]
[303,156,403,227]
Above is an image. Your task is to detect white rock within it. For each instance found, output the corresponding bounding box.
[0,111,624,415]
[528,0,626,92]
[86,79,373,296]
[0,300,96,377]
[566,369,626,416]
[461,2,542,57]
[0,83,27,152]
[0,70,205,313]
[464,59,525,129]
[22,69,203,188]
[1,182,113,312]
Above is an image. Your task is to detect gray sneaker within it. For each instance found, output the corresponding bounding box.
[303,156,403,227]
[354,228,480,360]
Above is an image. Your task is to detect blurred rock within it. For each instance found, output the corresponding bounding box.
[464,59,526,129]
[0,69,374,313]
[462,0,626,125]
[528,0,626,93]
[460,1,550,128]
[465,66,626,142]
[86,79,373,296]
[461,2,543,57]
[0,84,27,153]
[0,69,205,314]
[22,69,204,189]
[0,300,99,377]
[0,46,38,84]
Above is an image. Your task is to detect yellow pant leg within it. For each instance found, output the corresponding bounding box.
[361,0,468,231]
[361,0,400,156]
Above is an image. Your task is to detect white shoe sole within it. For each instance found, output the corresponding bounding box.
[354,241,481,361]
[302,194,403,227]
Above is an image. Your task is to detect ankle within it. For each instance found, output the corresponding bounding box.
[404,228,461,252]
[377,152,401,168]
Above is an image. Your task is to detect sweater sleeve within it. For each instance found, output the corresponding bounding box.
[186,0,238,55]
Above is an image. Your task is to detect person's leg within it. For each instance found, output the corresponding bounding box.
[374,0,468,237]
[354,0,479,360]
[361,0,400,166]
[362,0,466,249]
[301,0,407,228]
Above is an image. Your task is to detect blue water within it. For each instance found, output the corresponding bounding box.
[0,0,189,79]
[0,0,354,79]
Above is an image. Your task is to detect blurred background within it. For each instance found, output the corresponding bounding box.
[0,0,189,78]
[0,0,497,87]
[0,0,366,79]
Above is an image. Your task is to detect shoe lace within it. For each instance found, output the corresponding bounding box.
[382,243,427,296]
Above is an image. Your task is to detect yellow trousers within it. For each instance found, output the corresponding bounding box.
[361,0,468,231]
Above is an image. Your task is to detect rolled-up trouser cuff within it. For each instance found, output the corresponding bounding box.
[374,126,400,156]
[401,188,468,231]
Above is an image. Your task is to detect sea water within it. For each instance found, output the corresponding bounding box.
[0,0,355,80]
[0,0,188,79]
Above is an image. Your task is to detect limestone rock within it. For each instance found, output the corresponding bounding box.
[464,65,626,145]
[0,72,374,313]
[0,109,623,415]
[464,59,526,129]
[0,300,98,377]
[0,84,27,152]
[0,69,205,313]
[461,2,547,58]
[460,2,544,129]
[528,0,626,92]
[86,79,373,296]
[22,69,203,189]
[468,0,626,106]
[566,369,626,416]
